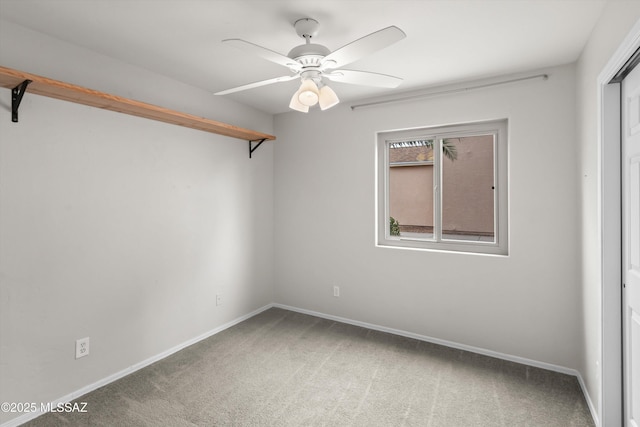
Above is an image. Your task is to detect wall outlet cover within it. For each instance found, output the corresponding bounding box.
[75,337,90,359]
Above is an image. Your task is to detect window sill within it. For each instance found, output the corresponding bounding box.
[376,238,508,256]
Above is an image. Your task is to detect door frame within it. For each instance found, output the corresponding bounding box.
[599,18,640,427]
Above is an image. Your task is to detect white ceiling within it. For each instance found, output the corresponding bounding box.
[0,0,606,115]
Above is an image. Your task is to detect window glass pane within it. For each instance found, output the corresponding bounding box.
[441,135,495,242]
[388,140,434,240]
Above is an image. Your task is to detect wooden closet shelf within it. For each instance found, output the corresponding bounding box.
[0,66,276,142]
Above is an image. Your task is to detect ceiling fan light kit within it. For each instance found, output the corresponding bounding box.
[298,79,319,106]
[216,18,406,113]
[318,85,339,110]
[289,90,309,112]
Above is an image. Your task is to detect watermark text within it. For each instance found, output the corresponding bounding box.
[1,401,88,413]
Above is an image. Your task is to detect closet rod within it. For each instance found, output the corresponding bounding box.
[350,73,549,110]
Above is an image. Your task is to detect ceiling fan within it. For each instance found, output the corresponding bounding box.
[215,18,406,112]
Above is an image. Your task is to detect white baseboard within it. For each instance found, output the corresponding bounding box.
[273,303,599,426]
[1,304,274,427]
[3,302,598,427]
[575,370,600,427]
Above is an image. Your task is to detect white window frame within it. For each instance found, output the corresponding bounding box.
[376,119,508,255]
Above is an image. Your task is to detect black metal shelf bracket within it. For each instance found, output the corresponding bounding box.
[249,138,267,158]
[12,80,32,123]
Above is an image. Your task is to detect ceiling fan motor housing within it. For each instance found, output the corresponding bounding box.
[288,44,330,65]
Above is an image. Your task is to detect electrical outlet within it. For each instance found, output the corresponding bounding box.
[216,294,222,306]
[333,286,340,297]
[75,337,90,359]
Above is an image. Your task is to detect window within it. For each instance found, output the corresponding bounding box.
[377,119,508,255]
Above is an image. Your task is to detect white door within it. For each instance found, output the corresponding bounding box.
[623,61,640,427]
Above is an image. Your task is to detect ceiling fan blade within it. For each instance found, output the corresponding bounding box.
[323,70,403,88]
[321,26,406,70]
[223,39,301,71]
[215,75,299,95]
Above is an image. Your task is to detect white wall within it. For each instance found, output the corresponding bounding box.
[576,2,640,425]
[274,65,581,369]
[0,21,274,425]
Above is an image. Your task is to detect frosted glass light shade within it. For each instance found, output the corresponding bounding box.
[289,90,309,112]
[298,79,319,106]
[319,85,339,110]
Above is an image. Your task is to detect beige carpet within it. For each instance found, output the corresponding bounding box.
[24,307,594,426]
